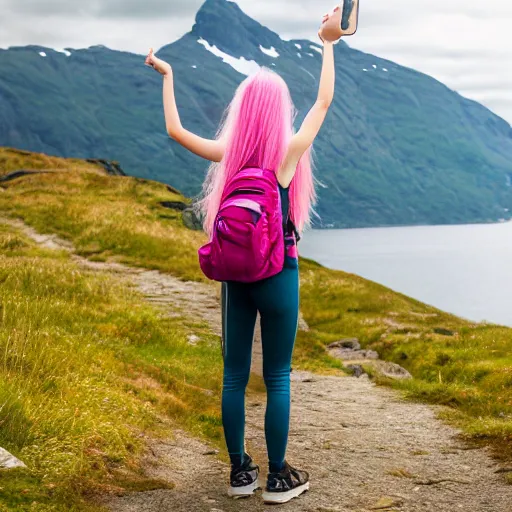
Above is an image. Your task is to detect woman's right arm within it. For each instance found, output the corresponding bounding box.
[145,48,225,163]
[277,24,336,187]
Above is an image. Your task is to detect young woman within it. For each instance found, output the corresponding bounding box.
[145,7,338,505]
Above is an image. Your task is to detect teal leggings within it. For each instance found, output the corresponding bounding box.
[221,264,299,472]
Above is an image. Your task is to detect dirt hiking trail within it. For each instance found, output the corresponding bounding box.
[3,216,511,512]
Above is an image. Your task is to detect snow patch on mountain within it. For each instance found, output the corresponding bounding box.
[39,52,47,57]
[259,45,279,58]
[310,45,322,54]
[55,49,71,57]
[197,38,260,76]
[295,43,301,49]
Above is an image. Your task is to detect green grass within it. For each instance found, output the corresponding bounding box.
[0,222,235,510]
[299,257,512,461]
[0,148,204,282]
[0,149,348,375]
[0,147,100,177]
[0,147,511,508]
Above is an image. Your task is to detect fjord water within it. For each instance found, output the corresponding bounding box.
[300,222,512,327]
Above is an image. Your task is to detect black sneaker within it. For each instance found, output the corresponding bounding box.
[227,454,260,499]
[262,460,310,504]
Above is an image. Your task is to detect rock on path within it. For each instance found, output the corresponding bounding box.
[2,216,511,512]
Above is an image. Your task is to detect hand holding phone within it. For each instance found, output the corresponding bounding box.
[318,0,360,43]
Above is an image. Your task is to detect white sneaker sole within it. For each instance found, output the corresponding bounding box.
[227,479,260,499]
[262,481,310,504]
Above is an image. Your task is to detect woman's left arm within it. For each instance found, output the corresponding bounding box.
[146,48,225,163]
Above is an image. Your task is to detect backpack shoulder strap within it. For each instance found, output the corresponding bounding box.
[277,176,301,243]
[287,217,301,243]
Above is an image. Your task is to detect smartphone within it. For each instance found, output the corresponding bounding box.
[341,0,360,36]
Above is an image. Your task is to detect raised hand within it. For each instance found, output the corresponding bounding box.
[145,47,172,76]
[318,4,343,44]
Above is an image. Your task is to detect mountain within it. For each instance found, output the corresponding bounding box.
[1,0,512,228]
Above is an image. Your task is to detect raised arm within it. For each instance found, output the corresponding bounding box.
[277,11,337,188]
[145,48,225,163]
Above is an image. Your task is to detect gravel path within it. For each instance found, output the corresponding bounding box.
[3,216,511,512]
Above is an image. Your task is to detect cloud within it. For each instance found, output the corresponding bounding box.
[2,0,202,17]
[0,0,510,123]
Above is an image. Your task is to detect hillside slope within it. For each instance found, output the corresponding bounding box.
[1,147,511,509]
[1,0,512,227]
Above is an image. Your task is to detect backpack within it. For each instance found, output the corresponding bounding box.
[198,166,294,283]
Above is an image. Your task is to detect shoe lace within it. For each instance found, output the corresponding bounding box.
[232,466,258,486]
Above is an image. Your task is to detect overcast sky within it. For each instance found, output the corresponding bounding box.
[1,0,511,123]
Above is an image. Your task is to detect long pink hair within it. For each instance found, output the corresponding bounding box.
[195,67,316,238]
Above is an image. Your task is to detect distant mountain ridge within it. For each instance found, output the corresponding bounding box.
[1,0,511,227]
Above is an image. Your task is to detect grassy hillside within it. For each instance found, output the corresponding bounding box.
[299,261,512,457]
[0,147,511,509]
[0,150,254,510]
[0,222,236,511]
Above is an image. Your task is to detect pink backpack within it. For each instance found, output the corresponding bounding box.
[198,166,286,283]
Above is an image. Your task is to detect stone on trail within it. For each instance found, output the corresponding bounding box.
[298,311,310,331]
[369,495,404,509]
[0,447,27,469]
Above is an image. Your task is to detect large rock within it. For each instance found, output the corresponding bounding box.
[327,337,412,380]
[375,361,412,380]
[328,338,380,360]
[331,347,380,360]
[182,208,203,231]
[159,200,188,211]
[328,339,379,361]
[86,159,126,176]
[433,327,457,336]
[0,169,50,182]
[0,447,27,469]
[328,338,361,350]
[344,360,412,380]
[344,364,365,378]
